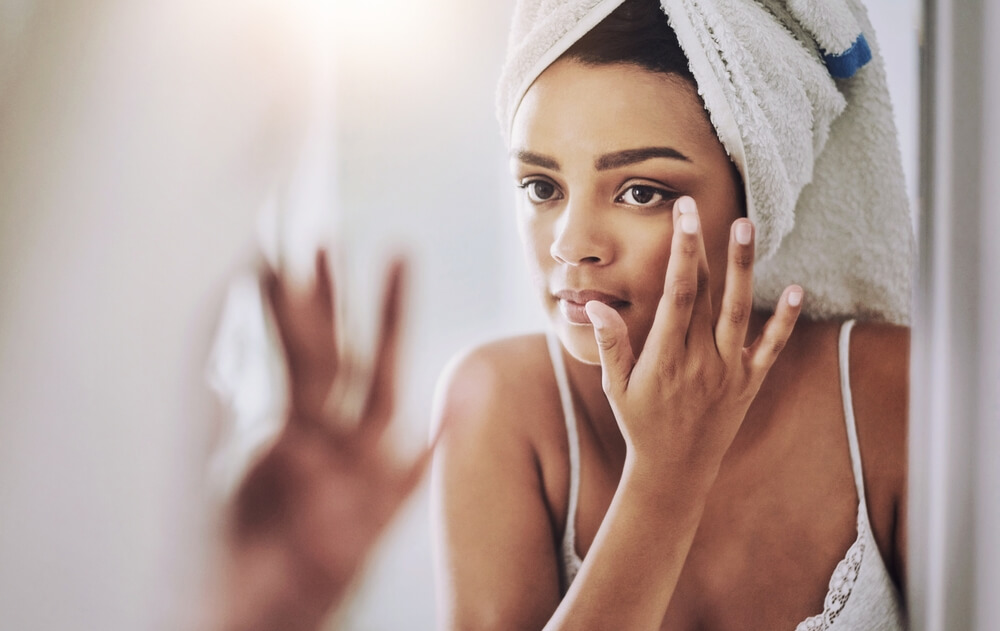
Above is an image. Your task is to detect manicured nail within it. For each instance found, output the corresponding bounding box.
[677,196,697,214]
[788,288,803,307]
[735,221,752,245]
[681,213,699,234]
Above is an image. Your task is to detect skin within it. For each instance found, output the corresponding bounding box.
[432,60,908,630]
[212,252,434,631]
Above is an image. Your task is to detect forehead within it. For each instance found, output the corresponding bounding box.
[511,59,718,159]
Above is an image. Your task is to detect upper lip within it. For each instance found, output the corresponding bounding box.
[554,289,629,308]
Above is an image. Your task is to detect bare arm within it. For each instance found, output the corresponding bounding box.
[431,347,565,630]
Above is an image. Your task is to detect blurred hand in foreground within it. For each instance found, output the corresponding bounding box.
[217,251,432,631]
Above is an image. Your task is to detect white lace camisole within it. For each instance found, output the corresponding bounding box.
[544,320,906,630]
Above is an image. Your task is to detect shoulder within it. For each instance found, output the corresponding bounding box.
[436,334,550,400]
[432,333,566,461]
[431,334,570,626]
[434,333,553,426]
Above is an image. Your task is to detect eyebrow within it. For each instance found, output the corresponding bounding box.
[595,147,691,170]
[513,150,560,170]
[513,146,691,172]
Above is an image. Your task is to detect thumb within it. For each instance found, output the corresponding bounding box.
[585,301,635,398]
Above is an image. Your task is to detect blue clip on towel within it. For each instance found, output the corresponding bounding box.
[823,33,873,78]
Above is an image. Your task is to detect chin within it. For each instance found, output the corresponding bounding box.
[554,320,602,366]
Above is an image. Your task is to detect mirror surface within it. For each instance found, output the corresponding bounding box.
[326,1,920,628]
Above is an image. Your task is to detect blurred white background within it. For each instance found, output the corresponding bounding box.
[0,1,920,630]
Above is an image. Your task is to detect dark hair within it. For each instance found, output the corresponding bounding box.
[561,0,745,213]
[562,0,695,83]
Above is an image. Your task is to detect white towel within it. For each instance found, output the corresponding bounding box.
[497,0,913,324]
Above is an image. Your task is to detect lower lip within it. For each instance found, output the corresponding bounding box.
[558,298,629,325]
[559,299,592,325]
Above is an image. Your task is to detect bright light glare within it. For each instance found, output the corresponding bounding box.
[333,0,457,83]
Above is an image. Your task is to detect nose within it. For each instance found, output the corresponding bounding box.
[549,201,613,266]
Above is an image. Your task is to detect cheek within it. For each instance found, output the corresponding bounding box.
[629,226,673,298]
[618,225,673,352]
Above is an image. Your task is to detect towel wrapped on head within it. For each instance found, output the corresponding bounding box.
[498,0,912,324]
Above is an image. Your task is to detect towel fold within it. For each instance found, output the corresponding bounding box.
[498,0,912,324]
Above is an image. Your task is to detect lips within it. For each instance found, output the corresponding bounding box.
[553,289,629,325]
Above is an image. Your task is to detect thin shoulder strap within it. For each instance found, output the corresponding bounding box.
[545,330,581,553]
[838,319,868,508]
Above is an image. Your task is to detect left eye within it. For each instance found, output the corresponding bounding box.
[618,185,669,206]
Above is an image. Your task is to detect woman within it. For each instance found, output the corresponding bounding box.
[431,0,909,629]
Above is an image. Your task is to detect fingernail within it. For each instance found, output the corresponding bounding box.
[585,301,606,329]
[677,196,697,214]
[735,221,752,245]
[788,289,803,307]
[681,213,699,234]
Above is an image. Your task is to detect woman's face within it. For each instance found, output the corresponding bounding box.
[510,59,743,365]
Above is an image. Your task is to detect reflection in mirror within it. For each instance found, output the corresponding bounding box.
[324,1,920,630]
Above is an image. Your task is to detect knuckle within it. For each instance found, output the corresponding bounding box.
[658,358,680,382]
[690,365,711,395]
[733,250,753,270]
[769,336,788,357]
[691,361,726,396]
[727,301,751,326]
[670,280,697,307]
[597,334,619,352]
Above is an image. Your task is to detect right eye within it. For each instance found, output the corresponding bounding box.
[519,179,562,204]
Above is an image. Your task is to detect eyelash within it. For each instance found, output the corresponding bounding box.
[516,178,679,209]
[615,183,678,208]
[517,178,563,204]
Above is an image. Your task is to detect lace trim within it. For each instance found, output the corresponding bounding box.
[794,509,867,631]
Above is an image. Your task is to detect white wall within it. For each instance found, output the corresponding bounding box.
[326,2,529,628]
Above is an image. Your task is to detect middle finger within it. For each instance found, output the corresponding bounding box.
[645,197,708,359]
